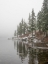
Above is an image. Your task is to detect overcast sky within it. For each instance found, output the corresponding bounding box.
[0,0,43,37]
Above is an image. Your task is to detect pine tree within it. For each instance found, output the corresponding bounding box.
[17,25,20,36]
[42,0,48,36]
[14,30,16,36]
[30,9,36,36]
[28,13,31,32]
[17,18,27,36]
[19,22,22,35]
[37,11,42,32]
[21,18,24,35]
[23,21,27,34]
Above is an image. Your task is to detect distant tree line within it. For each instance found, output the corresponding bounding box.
[15,0,48,37]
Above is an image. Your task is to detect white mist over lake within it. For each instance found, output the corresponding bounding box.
[0,0,43,37]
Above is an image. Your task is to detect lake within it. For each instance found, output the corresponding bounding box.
[0,38,48,64]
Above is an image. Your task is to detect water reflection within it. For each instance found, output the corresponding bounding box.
[37,50,48,64]
[14,40,17,49]
[14,40,48,64]
[17,41,28,63]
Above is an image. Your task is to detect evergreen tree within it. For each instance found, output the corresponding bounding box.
[37,11,42,32]
[23,21,27,34]
[21,18,24,35]
[42,0,48,36]
[30,9,36,36]
[17,25,20,36]
[21,19,28,35]
[14,30,16,36]
[17,18,27,36]
[19,22,22,35]
[28,13,31,32]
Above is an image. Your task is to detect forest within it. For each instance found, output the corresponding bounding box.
[14,0,48,39]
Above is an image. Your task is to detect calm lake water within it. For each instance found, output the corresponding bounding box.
[0,38,48,64]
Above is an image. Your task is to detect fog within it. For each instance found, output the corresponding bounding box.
[0,0,43,37]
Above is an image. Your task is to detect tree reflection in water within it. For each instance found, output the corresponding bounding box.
[17,41,28,63]
[14,40,48,64]
[37,50,48,64]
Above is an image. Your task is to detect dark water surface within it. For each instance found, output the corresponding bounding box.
[0,38,48,64]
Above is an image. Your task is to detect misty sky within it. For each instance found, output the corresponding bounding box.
[0,0,43,37]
